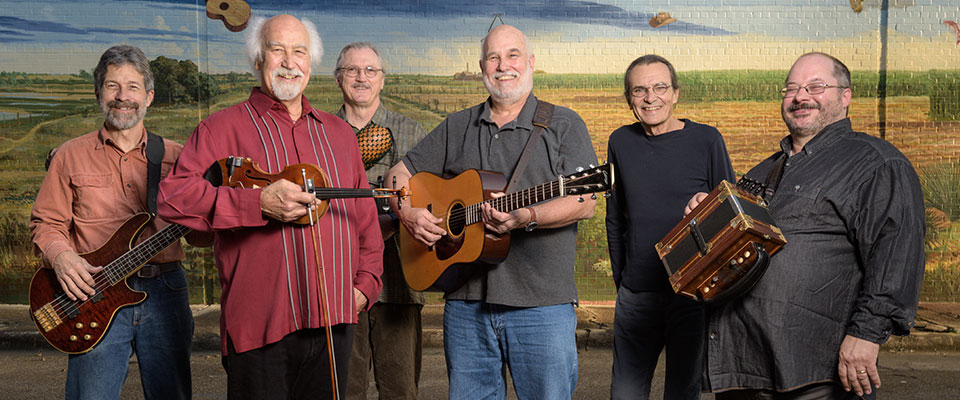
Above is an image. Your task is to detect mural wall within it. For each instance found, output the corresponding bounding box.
[1,0,959,303]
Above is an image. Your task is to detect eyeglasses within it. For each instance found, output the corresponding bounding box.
[629,84,672,98]
[338,66,383,78]
[780,83,848,98]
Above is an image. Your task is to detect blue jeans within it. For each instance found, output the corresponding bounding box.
[65,268,194,400]
[443,300,577,400]
[611,287,705,400]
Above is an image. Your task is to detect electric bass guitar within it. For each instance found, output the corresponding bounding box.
[400,163,613,292]
[29,213,192,354]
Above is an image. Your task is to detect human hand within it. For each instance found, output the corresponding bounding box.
[396,206,445,247]
[354,288,368,314]
[260,179,317,222]
[52,251,102,301]
[838,334,881,396]
[480,192,529,234]
[684,192,709,216]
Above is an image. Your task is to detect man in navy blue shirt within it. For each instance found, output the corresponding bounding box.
[606,54,735,400]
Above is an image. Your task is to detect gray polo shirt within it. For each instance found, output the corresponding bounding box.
[402,94,598,307]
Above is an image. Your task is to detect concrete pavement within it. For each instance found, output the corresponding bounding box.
[1,302,958,352]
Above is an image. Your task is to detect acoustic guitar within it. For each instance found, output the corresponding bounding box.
[205,0,252,32]
[400,164,613,292]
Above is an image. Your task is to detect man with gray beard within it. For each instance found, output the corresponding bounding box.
[686,52,925,399]
[157,14,382,400]
[386,25,597,400]
[30,45,209,400]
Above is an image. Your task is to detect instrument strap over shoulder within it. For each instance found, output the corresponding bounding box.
[762,152,788,200]
[505,100,555,193]
[145,130,165,215]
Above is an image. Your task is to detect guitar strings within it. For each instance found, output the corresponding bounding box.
[46,224,191,320]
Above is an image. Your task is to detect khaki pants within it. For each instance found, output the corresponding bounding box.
[346,303,423,400]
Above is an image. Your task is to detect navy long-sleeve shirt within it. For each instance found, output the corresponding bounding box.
[605,119,735,293]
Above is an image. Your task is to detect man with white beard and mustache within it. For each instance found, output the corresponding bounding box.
[686,52,925,400]
[333,42,428,400]
[386,25,598,400]
[157,14,383,400]
[30,45,210,400]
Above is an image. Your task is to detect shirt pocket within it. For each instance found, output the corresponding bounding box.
[770,184,822,230]
[70,173,114,221]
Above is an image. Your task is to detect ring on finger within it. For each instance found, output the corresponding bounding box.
[857,369,867,375]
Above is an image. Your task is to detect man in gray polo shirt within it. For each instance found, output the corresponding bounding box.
[333,42,428,400]
[386,25,598,400]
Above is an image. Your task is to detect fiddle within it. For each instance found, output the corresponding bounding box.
[204,156,409,224]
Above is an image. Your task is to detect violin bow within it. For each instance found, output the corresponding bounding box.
[300,168,341,400]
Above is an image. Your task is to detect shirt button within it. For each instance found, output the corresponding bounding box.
[494,134,499,139]
[126,183,132,188]
[709,332,717,340]
[123,157,128,162]
[794,185,801,191]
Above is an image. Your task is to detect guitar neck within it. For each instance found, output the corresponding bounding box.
[313,188,377,200]
[465,179,563,225]
[103,223,192,285]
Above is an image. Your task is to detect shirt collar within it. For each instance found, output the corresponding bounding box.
[247,87,319,121]
[96,126,147,153]
[478,93,538,131]
[336,103,387,132]
[780,118,851,156]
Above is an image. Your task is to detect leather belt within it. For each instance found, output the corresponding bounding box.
[136,261,181,278]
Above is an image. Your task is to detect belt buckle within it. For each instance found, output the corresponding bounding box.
[137,264,159,278]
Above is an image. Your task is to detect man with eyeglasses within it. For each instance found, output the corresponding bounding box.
[333,42,428,400]
[605,54,734,400]
[686,52,924,399]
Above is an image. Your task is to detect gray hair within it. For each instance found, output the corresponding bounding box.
[334,42,385,78]
[93,45,154,99]
[792,52,851,89]
[480,25,531,60]
[244,15,323,80]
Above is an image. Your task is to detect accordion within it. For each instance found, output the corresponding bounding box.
[655,180,786,303]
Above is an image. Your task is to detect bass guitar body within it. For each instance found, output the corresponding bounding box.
[29,213,152,354]
[400,170,509,292]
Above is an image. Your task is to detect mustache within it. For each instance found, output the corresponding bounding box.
[273,67,303,78]
[106,100,139,110]
[788,103,819,112]
[351,82,371,89]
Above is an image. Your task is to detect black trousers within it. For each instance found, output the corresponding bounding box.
[716,381,873,400]
[223,324,354,400]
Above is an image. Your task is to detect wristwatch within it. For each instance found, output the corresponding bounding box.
[524,207,538,232]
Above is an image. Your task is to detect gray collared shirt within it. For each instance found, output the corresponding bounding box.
[337,103,427,305]
[402,94,598,307]
[704,118,926,392]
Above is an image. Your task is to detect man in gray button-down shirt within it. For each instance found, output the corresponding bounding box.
[686,52,925,400]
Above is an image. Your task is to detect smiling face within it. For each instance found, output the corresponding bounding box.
[480,25,534,105]
[626,61,679,135]
[337,47,384,109]
[98,63,153,131]
[781,54,851,141]
[257,15,311,102]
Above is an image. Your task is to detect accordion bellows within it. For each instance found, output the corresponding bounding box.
[357,122,393,170]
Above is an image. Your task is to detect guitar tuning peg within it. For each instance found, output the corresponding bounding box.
[576,166,584,172]
[591,193,597,200]
[578,195,585,203]
[589,164,595,168]
[604,192,611,198]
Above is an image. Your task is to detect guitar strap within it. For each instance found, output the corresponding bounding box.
[505,100,555,193]
[145,130,165,215]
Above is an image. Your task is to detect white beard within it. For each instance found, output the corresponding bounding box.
[270,67,304,101]
[483,65,533,104]
[100,99,146,130]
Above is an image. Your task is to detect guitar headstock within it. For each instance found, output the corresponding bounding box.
[562,163,614,196]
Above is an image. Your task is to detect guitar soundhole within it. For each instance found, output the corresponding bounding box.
[220,2,229,10]
[448,202,465,236]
